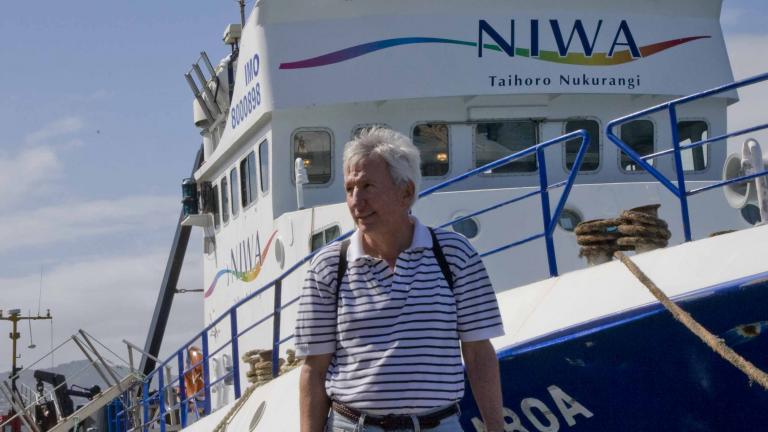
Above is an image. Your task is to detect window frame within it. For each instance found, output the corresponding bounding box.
[472,119,541,176]
[290,127,335,187]
[677,118,711,174]
[258,139,270,196]
[212,183,221,231]
[617,118,657,174]
[411,121,452,179]
[220,175,230,225]
[561,117,602,174]
[229,167,240,219]
[310,224,342,252]
[239,150,259,210]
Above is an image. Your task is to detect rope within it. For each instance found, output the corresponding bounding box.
[212,350,303,431]
[614,251,768,390]
[212,382,260,432]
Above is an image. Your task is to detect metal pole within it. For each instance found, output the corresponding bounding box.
[230,309,242,398]
[158,370,166,432]
[142,380,150,432]
[200,333,212,416]
[668,105,693,241]
[10,315,19,395]
[71,335,111,387]
[272,279,283,378]
[177,351,188,428]
[78,330,120,386]
[536,148,558,277]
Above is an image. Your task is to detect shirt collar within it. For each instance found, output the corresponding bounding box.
[347,216,432,262]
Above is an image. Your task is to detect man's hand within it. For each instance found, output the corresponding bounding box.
[299,353,333,432]
[462,339,504,432]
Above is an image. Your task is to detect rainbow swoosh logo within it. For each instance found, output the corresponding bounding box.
[204,230,278,298]
[279,36,709,70]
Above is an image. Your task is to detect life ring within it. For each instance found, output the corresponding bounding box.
[184,346,205,399]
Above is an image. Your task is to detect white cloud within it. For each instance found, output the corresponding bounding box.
[725,34,768,151]
[0,242,203,366]
[0,145,62,205]
[25,116,85,146]
[0,195,179,254]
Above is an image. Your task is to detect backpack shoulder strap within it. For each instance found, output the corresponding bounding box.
[429,227,454,292]
[336,239,351,304]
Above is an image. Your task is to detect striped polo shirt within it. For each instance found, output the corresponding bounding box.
[294,218,504,414]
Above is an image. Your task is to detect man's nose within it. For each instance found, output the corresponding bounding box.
[349,187,364,208]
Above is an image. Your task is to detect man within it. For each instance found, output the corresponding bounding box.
[295,127,505,432]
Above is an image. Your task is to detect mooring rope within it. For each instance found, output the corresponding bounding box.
[614,251,768,390]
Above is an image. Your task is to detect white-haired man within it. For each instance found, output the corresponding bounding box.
[296,128,504,432]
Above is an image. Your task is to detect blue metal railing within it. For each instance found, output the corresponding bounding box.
[113,129,590,431]
[606,71,768,241]
[115,71,768,431]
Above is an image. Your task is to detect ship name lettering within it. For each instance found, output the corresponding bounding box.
[470,385,593,431]
[478,19,640,59]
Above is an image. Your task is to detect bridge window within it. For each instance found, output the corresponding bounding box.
[240,151,258,207]
[413,123,450,177]
[619,120,655,171]
[474,121,538,173]
[221,176,230,224]
[212,184,221,230]
[259,140,269,193]
[311,225,341,252]
[292,129,332,184]
[564,119,600,171]
[678,120,709,172]
[230,168,239,218]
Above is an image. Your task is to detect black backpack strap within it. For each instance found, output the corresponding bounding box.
[336,239,351,305]
[429,227,454,292]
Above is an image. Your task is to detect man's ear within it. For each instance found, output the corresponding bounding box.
[401,181,415,205]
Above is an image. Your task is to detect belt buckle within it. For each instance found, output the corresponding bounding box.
[379,413,407,430]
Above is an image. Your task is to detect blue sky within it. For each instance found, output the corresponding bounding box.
[1,0,767,372]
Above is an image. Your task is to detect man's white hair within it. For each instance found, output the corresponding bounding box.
[344,127,421,206]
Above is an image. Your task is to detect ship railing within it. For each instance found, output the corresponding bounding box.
[606,70,768,241]
[121,130,591,431]
[121,73,768,431]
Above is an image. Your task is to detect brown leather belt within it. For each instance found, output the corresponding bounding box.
[331,401,458,430]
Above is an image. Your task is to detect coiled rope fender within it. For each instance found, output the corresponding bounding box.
[614,251,768,390]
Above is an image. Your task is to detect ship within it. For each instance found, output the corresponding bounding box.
[3,0,767,431]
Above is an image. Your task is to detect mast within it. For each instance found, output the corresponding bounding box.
[0,309,52,396]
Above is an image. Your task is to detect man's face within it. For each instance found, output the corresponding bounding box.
[344,155,413,236]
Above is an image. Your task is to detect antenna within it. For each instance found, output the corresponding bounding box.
[27,310,36,349]
[238,0,246,28]
[38,265,44,315]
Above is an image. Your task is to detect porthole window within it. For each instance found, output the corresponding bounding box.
[564,120,600,172]
[413,123,449,177]
[293,130,332,184]
[741,204,761,225]
[678,121,709,172]
[274,237,285,269]
[451,217,479,239]
[557,208,583,232]
[619,120,655,171]
[475,121,538,173]
[221,176,230,224]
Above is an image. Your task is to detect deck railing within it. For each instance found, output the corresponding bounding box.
[110,129,590,431]
[606,71,768,241]
[115,71,768,431]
